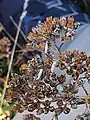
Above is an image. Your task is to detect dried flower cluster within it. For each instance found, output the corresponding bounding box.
[0,37,12,120]
[6,49,90,120]
[0,37,11,58]
[27,16,80,51]
[0,77,13,120]
[75,112,90,120]
[23,114,41,120]
[0,35,11,119]
[0,37,11,77]
[1,16,90,120]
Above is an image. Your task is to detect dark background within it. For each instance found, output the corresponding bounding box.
[0,0,90,47]
[73,0,90,15]
[0,0,90,31]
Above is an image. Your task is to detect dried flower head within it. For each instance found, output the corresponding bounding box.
[23,114,41,120]
[2,15,90,120]
[6,48,90,120]
[27,16,79,52]
[0,37,11,58]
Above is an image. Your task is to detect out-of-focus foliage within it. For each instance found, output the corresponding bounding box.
[0,78,18,120]
[0,28,17,120]
[73,0,90,15]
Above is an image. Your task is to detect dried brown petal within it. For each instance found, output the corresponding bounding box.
[63,107,70,114]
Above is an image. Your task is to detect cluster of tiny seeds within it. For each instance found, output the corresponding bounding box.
[74,112,90,120]
[27,16,79,51]
[0,37,11,58]
[6,49,90,120]
[2,15,90,120]
[8,74,74,117]
[23,114,41,120]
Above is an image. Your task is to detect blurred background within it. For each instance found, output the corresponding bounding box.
[0,0,90,33]
[1,0,90,51]
[73,0,90,15]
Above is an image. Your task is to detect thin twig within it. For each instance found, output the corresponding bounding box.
[82,84,89,95]
[15,49,25,53]
[0,0,29,106]
[10,16,28,43]
[82,0,88,7]
[59,42,64,52]
[0,23,23,50]
[0,19,23,107]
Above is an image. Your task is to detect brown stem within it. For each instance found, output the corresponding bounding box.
[82,84,89,95]
[59,42,64,52]
[0,18,23,107]
[0,23,23,50]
